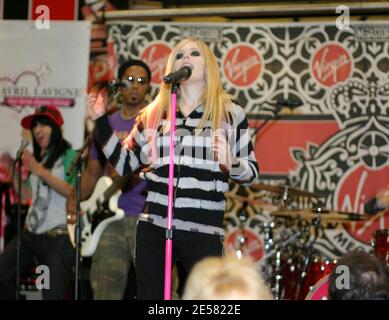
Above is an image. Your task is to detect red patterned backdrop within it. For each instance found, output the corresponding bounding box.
[107,21,389,258]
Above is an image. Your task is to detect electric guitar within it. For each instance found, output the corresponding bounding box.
[67,172,132,257]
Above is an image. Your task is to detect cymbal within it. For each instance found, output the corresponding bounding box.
[226,193,279,211]
[226,193,278,210]
[251,183,322,198]
[270,208,368,223]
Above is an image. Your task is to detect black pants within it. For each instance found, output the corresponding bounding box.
[135,221,223,300]
[0,229,74,300]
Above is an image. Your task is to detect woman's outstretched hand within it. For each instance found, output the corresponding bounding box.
[87,87,108,120]
[213,132,234,174]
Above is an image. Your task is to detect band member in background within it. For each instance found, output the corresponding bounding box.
[87,37,259,299]
[0,105,76,300]
[66,59,151,300]
[365,187,389,215]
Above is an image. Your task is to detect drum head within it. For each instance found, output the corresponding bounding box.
[305,274,330,300]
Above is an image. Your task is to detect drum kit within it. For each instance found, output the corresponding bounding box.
[224,182,389,300]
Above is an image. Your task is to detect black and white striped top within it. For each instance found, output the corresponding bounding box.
[96,103,259,235]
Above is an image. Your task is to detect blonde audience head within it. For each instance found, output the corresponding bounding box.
[182,255,273,300]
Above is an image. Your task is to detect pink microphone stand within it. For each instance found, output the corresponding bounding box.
[164,82,179,300]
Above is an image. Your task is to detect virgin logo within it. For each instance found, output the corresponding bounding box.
[334,165,389,244]
[312,44,352,87]
[141,43,172,84]
[223,45,261,87]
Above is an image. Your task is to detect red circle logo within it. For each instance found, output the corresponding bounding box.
[141,43,172,84]
[223,44,262,87]
[334,164,389,244]
[311,43,352,87]
[224,227,264,261]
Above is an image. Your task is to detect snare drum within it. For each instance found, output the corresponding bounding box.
[300,256,337,300]
[372,229,389,265]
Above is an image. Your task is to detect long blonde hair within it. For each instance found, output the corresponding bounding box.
[140,37,233,133]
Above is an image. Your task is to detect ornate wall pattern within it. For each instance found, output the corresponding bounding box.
[108,21,389,259]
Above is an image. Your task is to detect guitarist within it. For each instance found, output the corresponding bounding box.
[66,60,151,300]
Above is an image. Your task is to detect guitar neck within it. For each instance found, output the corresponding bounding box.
[103,172,132,200]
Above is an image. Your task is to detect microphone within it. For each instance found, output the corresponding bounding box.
[16,139,29,161]
[275,99,303,109]
[107,79,125,95]
[93,80,123,97]
[66,135,91,177]
[163,66,192,84]
[364,197,384,215]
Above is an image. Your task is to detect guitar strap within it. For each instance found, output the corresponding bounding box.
[62,148,78,187]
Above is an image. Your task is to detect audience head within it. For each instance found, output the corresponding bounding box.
[182,255,273,300]
[328,250,389,300]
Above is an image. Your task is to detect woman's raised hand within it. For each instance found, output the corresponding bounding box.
[87,87,108,120]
